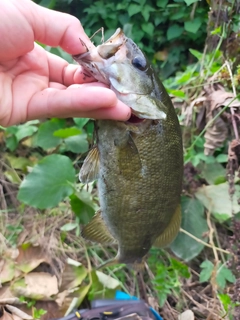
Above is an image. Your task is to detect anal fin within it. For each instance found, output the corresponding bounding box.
[79,146,100,183]
[82,210,116,245]
[154,204,181,248]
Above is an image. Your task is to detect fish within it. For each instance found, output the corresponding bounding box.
[73,28,183,268]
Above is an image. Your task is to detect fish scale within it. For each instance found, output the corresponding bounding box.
[73,28,183,268]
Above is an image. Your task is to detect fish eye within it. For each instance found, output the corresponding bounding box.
[132,56,147,71]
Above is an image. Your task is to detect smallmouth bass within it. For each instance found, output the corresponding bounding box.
[73,29,183,267]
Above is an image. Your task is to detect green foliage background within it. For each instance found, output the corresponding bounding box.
[35,0,208,78]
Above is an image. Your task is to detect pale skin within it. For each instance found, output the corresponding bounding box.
[0,0,131,127]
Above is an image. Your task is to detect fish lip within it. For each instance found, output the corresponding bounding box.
[125,113,146,125]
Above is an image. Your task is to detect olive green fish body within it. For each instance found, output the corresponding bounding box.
[97,116,182,264]
[73,29,183,266]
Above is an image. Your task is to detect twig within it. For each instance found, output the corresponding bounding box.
[200,284,211,295]
[190,1,198,20]
[206,211,218,262]
[206,211,228,319]
[213,223,226,263]
[144,262,155,280]
[225,60,239,140]
[164,300,178,320]
[179,228,232,255]
[182,289,220,317]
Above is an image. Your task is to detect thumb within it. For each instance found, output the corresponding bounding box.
[30,0,92,54]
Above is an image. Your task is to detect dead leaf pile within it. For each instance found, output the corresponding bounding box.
[0,245,121,320]
[180,83,240,155]
[199,84,240,155]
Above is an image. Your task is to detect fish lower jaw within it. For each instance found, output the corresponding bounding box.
[126,113,145,124]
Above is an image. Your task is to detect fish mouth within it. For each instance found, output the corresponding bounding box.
[126,113,145,124]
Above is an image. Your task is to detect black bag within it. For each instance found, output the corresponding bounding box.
[55,300,159,320]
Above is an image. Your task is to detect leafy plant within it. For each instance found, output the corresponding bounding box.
[150,252,190,306]
[34,0,209,79]
[200,260,236,290]
[32,307,47,320]
[2,120,39,152]
[170,196,208,261]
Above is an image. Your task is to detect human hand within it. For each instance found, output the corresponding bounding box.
[0,0,131,127]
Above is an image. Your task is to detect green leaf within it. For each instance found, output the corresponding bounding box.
[48,46,72,62]
[18,154,75,209]
[184,0,198,5]
[39,0,56,8]
[53,127,82,138]
[15,125,38,142]
[170,196,208,261]
[199,260,214,282]
[189,48,202,60]
[68,284,91,312]
[6,155,32,171]
[3,170,21,184]
[211,26,222,35]
[6,135,18,151]
[89,270,121,300]
[142,22,154,36]
[127,3,141,17]
[5,126,18,135]
[156,0,168,8]
[36,119,64,149]
[168,89,186,98]
[170,258,190,278]
[218,294,232,312]
[195,183,240,221]
[198,162,226,185]
[170,11,185,21]
[141,4,154,22]
[216,154,228,163]
[184,17,202,34]
[96,271,120,289]
[167,24,183,41]
[217,265,236,289]
[65,134,89,154]
[60,223,78,231]
[70,190,97,224]
[73,118,89,129]
[63,259,88,290]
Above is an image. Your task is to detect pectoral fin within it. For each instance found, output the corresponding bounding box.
[79,146,100,183]
[82,210,116,245]
[154,204,181,248]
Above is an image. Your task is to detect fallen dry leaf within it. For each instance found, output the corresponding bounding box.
[203,87,238,155]
[11,272,58,300]
[59,260,88,291]
[0,286,22,305]
[207,89,240,110]
[0,306,32,320]
[16,245,51,274]
[5,306,33,320]
[204,108,228,155]
[0,260,21,284]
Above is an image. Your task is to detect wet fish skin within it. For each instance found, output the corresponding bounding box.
[73,29,183,267]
